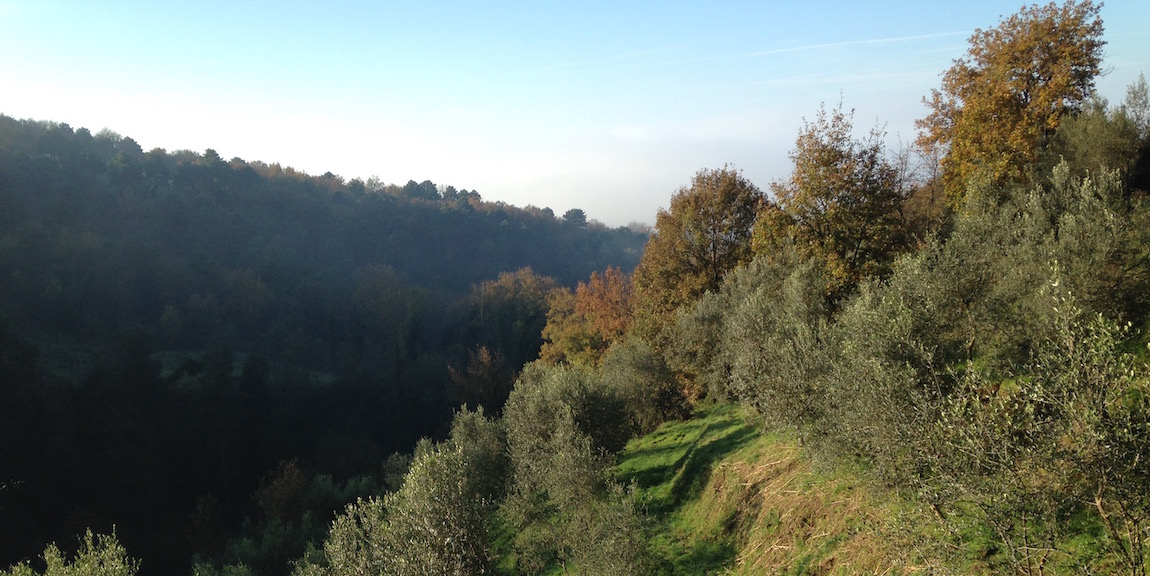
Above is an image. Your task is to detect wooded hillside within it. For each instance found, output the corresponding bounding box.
[4,1,1150,574]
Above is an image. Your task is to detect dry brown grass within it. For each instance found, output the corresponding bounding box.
[686,438,925,575]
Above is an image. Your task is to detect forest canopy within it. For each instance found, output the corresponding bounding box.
[4,1,1150,575]
[0,115,646,574]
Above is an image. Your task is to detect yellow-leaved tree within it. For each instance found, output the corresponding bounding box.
[916,0,1105,205]
[632,166,764,342]
[758,103,909,304]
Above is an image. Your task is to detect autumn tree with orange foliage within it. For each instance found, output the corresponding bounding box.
[632,167,764,341]
[540,266,633,367]
[916,0,1105,205]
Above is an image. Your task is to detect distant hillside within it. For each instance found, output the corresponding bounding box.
[0,115,648,575]
[0,115,646,346]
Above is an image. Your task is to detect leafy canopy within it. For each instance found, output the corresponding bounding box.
[632,166,763,340]
[759,102,909,303]
[916,0,1105,204]
[539,266,633,367]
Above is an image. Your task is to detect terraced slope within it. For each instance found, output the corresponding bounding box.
[615,404,927,575]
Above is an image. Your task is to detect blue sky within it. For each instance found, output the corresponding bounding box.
[2,1,1147,226]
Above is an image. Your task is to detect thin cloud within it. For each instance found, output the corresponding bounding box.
[527,32,969,78]
[663,31,969,66]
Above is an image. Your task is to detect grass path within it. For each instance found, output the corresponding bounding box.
[615,403,924,575]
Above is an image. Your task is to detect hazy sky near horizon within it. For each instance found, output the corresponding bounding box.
[2,1,1148,226]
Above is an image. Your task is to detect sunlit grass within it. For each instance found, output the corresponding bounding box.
[615,403,927,575]
[615,403,758,574]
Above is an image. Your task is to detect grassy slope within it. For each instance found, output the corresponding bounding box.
[615,403,935,575]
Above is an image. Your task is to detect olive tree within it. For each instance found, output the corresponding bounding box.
[1,530,138,576]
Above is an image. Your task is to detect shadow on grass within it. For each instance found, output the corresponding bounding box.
[665,536,739,576]
[616,447,690,490]
[668,423,758,509]
[619,407,759,517]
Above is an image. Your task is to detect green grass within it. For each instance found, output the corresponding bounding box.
[616,403,759,514]
[614,403,931,575]
[618,399,1150,575]
[501,399,1130,574]
[614,403,764,575]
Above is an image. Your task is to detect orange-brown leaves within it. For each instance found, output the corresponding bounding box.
[540,266,633,367]
[917,1,1105,205]
[575,267,633,345]
[763,103,909,303]
[632,167,764,340]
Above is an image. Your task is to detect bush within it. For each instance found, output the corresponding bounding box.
[662,290,731,402]
[296,443,499,576]
[928,302,1150,574]
[721,257,832,441]
[500,363,654,574]
[599,337,687,434]
[1,530,138,576]
[504,362,630,456]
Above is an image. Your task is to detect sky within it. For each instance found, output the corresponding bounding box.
[2,1,1148,226]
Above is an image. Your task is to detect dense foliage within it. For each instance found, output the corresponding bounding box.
[631,166,764,343]
[0,116,645,574]
[6,1,1150,574]
[917,0,1106,204]
[760,102,911,303]
[539,266,633,368]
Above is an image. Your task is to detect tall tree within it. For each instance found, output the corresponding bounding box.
[562,208,588,227]
[632,166,763,340]
[760,103,909,303]
[467,267,559,373]
[916,0,1105,204]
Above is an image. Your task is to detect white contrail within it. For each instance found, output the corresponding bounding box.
[662,31,969,66]
[528,32,967,75]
